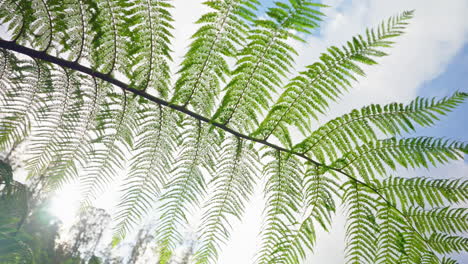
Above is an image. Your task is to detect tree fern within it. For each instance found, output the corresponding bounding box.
[171,0,258,115]
[256,150,303,264]
[195,136,259,264]
[114,102,177,241]
[0,1,467,264]
[155,119,219,259]
[253,11,414,146]
[212,0,325,133]
[293,92,468,163]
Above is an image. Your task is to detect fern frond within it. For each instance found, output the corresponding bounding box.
[376,177,468,210]
[25,68,86,178]
[0,0,34,42]
[374,203,406,264]
[212,0,325,133]
[43,77,107,190]
[53,0,95,62]
[195,136,259,264]
[399,233,439,264]
[373,203,438,264]
[1,1,468,263]
[441,257,460,264]
[405,207,468,234]
[428,233,468,254]
[256,150,303,264]
[113,102,177,241]
[25,0,54,52]
[331,137,467,182]
[372,181,468,263]
[172,0,258,115]
[155,119,219,257]
[89,0,131,75]
[253,11,414,146]
[0,55,47,152]
[80,91,138,204]
[127,0,173,96]
[343,180,378,264]
[264,165,339,264]
[294,92,468,162]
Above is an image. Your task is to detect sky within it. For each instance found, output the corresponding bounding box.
[10,0,468,263]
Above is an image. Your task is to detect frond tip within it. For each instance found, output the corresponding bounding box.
[253,11,415,146]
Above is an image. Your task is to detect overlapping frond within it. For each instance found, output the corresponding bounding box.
[44,77,107,190]
[127,0,173,96]
[0,56,49,152]
[375,177,468,209]
[172,0,258,115]
[25,67,85,177]
[294,92,468,162]
[155,119,219,257]
[256,150,303,264]
[212,0,325,133]
[114,102,177,241]
[361,177,468,264]
[373,202,437,264]
[195,136,259,264]
[89,0,131,75]
[262,165,339,264]
[374,203,406,264]
[253,11,414,146]
[0,0,34,42]
[331,137,467,182]
[343,181,378,264]
[80,91,138,204]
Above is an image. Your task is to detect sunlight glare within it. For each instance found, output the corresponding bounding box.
[49,184,81,225]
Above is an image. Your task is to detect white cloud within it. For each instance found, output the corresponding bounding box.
[170,1,209,77]
[293,0,468,124]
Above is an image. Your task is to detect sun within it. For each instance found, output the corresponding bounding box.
[48,183,81,226]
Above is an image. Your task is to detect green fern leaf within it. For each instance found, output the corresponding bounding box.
[195,137,259,264]
[212,0,325,133]
[155,119,219,257]
[253,11,414,146]
[294,92,468,162]
[256,150,303,264]
[114,102,177,241]
[171,0,258,115]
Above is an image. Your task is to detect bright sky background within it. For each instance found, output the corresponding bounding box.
[44,0,468,263]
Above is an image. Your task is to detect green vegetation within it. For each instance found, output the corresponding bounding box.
[0,0,467,263]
